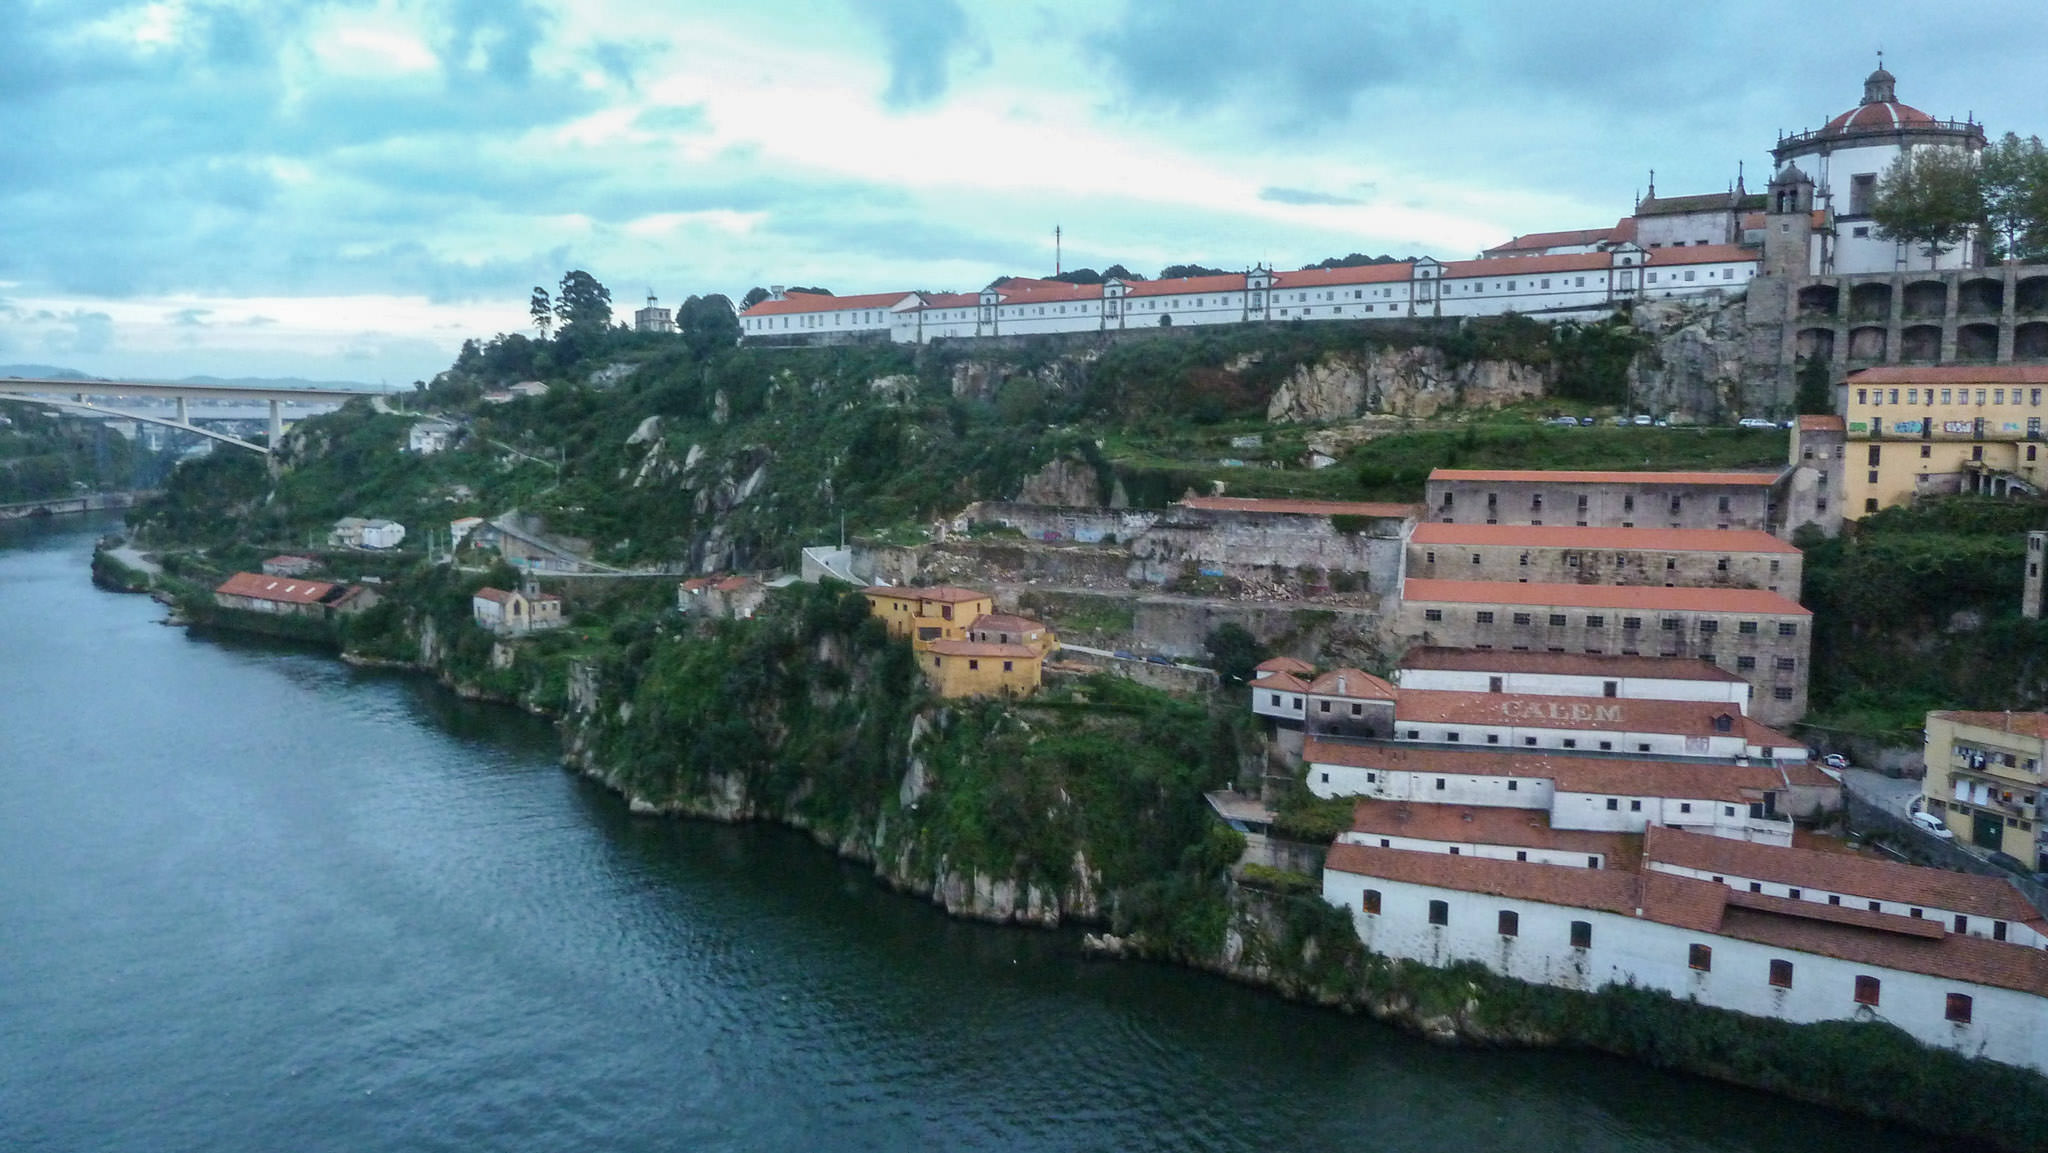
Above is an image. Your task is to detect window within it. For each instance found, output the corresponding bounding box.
[1606,797,1619,810]
[1854,975,1881,1006]
[1947,993,1974,1024]
[1954,914,1969,934]
[1689,944,1713,971]
[1738,620,1757,635]
[1569,921,1592,948]
[1549,614,1567,627]
[1425,609,1442,622]
[1630,800,1642,812]
[1777,622,1798,637]
[1363,889,1381,915]
[1435,778,1446,791]
[1661,617,1681,631]
[967,659,979,670]
[1699,619,1718,634]
[1477,611,1495,624]
[1428,899,1449,926]
[1512,612,1532,625]
[1587,615,1605,629]
[1775,657,1797,671]
[1498,910,1519,937]
[1623,616,1642,630]
[1769,959,1794,988]
[1679,802,1692,813]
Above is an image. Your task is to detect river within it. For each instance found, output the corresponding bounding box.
[0,516,1940,1152]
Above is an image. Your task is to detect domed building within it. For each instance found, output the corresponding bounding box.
[1771,63,1987,274]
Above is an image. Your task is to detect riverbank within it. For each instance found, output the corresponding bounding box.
[0,490,153,521]
[148,571,2048,1152]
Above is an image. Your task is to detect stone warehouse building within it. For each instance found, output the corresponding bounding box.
[1394,648,1753,714]
[1423,469,1790,534]
[1404,523,1802,597]
[1396,579,1812,725]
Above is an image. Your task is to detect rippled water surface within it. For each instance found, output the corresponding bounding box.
[0,516,1941,1152]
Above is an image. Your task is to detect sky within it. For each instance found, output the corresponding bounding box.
[1,1,2043,386]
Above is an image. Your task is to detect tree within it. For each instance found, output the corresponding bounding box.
[1101,263,1142,281]
[1981,132,2048,263]
[676,293,741,358]
[1159,263,1228,279]
[528,286,553,339]
[1203,623,1268,687]
[1049,268,1103,285]
[741,286,771,309]
[1795,353,1833,416]
[552,270,613,334]
[1871,146,1984,269]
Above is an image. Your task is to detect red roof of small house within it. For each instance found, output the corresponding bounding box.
[1797,415,1846,432]
[967,613,1045,634]
[474,587,515,604]
[680,577,716,592]
[924,639,1039,659]
[1254,672,1310,693]
[1305,668,1397,699]
[713,576,756,592]
[1254,656,1317,676]
[1401,578,1811,616]
[1408,522,1800,554]
[1481,227,1614,256]
[1271,263,1416,288]
[1848,365,2048,385]
[263,554,315,567]
[1428,467,1783,486]
[740,290,915,318]
[1176,496,1419,518]
[215,572,339,605]
[1928,711,2048,740]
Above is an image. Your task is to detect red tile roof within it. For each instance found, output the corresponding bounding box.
[1823,100,1936,134]
[1302,738,1809,804]
[1481,228,1614,256]
[215,572,339,605]
[1123,273,1249,297]
[474,586,514,604]
[263,554,315,566]
[1176,496,1419,518]
[1394,689,1746,737]
[1272,263,1416,288]
[740,290,914,318]
[1409,522,1800,555]
[1255,656,1317,676]
[1439,252,1614,278]
[1307,668,1397,699]
[967,613,1046,634]
[1346,800,1634,860]
[1428,468,1783,486]
[1849,365,2048,385]
[1401,578,1811,616]
[1797,415,1846,432]
[1929,711,2048,740]
[1396,646,1749,684]
[1643,826,2043,924]
[1255,672,1310,693]
[912,291,981,309]
[1646,244,1757,266]
[989,278,1103,304]
[713,576,756,592]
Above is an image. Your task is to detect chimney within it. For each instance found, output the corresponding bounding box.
[770,285,786,301]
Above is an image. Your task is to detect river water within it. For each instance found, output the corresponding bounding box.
[0,516,1939,1153]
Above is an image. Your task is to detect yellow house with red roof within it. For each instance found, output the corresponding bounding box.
[862,586,1048,697]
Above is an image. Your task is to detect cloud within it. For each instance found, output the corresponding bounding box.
[41,310,114,355]
[856,0,974,109]
[169,308,213,327]
[1261,186,1365,207]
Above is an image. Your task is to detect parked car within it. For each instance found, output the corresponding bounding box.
[1632,414,1652,426]
[1549,415,1580,427]
[1911,810,1956,839]
[1737,417,1778,429]
[1579,417,1596,426]
[1822,753,1849,769]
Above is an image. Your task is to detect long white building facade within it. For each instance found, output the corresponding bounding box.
[739,243,1760,346]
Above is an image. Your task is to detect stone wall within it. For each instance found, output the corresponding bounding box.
[1425,476,1785,533]
[1404,539,1802,598]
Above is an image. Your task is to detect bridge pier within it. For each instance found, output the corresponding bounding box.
[175,395,188,424]
[268,399,282,448]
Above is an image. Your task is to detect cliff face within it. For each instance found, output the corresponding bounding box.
[1265,348,1546,422]
[1628,295,1755,422]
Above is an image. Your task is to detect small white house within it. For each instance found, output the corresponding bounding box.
[407,419,458,454]
[472,586,564,635]
[330,517,406,550]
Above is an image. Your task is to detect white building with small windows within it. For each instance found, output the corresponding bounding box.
[1323,824,2048,1074]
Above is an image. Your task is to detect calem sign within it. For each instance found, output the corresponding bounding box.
[1498,699,1623,724]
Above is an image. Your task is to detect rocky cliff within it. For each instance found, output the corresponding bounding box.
[1627,295,1756,422]
[1265,347,1546,422]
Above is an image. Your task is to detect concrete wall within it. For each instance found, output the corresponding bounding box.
[1425,477,1782,532]
[1404,539,1801,597]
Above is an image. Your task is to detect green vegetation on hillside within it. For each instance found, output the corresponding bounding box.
[0,402,167,503]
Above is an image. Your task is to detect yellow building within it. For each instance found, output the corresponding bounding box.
[1843,366,2048,520]
[862,586,994,643]
[1921,710,2048,869]
[922,640,1043,697]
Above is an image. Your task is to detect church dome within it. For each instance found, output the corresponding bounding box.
[1821,98,1935,134]
[1774,65,1981,162]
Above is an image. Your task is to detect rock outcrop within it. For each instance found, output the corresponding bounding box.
[1266,348,1545,422]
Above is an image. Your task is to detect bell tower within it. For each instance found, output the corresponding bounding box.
[1763,164,1817,280]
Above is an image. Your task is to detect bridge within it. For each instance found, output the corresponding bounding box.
[0,377,385,456]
